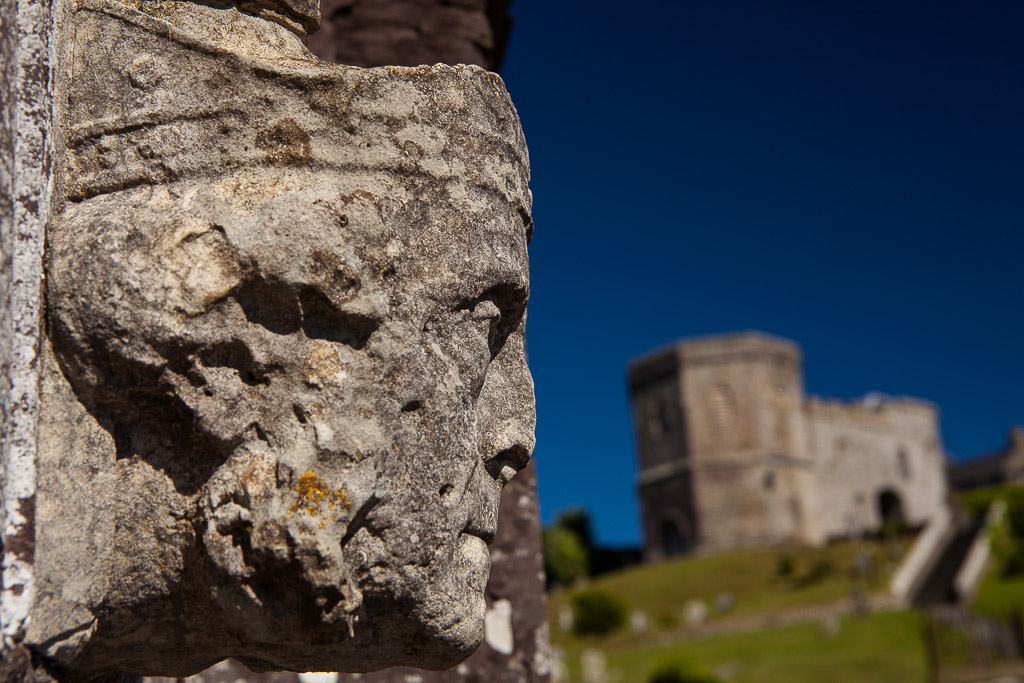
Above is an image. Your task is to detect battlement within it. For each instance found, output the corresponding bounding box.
[806,394,938,422]
[676,330,802,366]
[629,331,801,390]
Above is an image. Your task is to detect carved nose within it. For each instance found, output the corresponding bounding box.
[475,316,535,484]
[485,443,532,486]
[478,348,535,479]
[480,388,536,486]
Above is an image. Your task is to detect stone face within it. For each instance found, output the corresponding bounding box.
[309,0,512,72]
[333,461,551,683]
[142,462,550,683]
[25,0,535,678]
[315,7,551,683]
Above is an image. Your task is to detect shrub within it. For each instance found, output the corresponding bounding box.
[963,485,1013,518]
[878,519,908,539]
[543,526,589,588]
[990,496,1024,577]
[654,612,679,629]
[571,588,628,636]
[963,486,1024,577]
[794,556,835,588]
[776,554,795,578]
[648,655,720,683]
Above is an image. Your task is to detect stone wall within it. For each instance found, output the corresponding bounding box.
[628,347,686,475]
[637,471,697,560]
[676,334,806,552]
[802,396,947,543]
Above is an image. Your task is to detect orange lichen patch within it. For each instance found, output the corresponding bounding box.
[287,470,353,525]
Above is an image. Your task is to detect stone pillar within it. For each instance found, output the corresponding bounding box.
[1,0,52,675]
[309,0,513,72]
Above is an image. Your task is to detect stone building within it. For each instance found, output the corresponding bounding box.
[948,426,1024,491]
[629,332,948,559]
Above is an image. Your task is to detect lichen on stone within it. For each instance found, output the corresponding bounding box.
[286,470,352,528]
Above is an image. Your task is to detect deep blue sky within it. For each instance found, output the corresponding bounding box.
[500,1,1024,546]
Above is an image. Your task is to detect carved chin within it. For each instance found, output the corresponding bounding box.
[415,533,492,662]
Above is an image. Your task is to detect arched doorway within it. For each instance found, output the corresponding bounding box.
[661,517,692,557]
[877,489,904,528]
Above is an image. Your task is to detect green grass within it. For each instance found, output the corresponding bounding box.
[972,569,1024,619]
[596,611,927,683]
[549,538,918,682]
[549,537,907,648]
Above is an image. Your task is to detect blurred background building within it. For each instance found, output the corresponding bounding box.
[949,426,1024,491]
[630,332,948,559]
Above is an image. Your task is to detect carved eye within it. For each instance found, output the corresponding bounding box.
[517,204,534,243]
[469,300,502,349]
[458,284,526,358]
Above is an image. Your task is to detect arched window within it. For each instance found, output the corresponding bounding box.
[647,399,668,439]
[772,385,790,447]
[709,383,737,433]
[897,447,911,480]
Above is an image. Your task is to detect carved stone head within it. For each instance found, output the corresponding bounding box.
[40,0,533,676]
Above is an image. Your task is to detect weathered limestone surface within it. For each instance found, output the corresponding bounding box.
[2,0,52,671]
[309,0,512,72]
[145,463,549,683]
[307,4,549,682]
[12,0,536,679]
[336,460,550,683]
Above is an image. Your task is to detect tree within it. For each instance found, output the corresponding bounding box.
[571,588,627,636]
[555,507,594,552]
[543,525,589,588]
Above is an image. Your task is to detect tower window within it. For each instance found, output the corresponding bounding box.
[897,447,911,480]
[709,383,737,432]
[647,398,669,439]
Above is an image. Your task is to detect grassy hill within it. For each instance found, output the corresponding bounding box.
[600,611,925,683]
[548,537,919,682]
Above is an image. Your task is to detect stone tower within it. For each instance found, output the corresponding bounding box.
[631,332,807,558]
